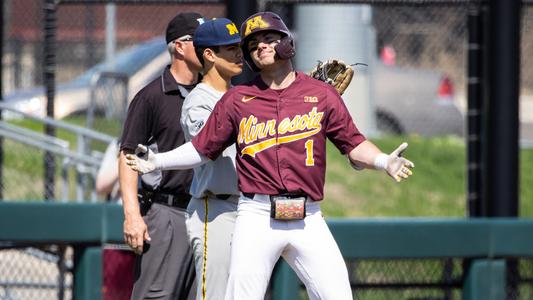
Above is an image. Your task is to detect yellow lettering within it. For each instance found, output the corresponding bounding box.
[242,128,321,157]
[249,122,259,142]
[244,16,270,37]
[238,116,257,144]
[305,140,315,166]
[298,115,310,130]
[256,123,268,139]
[288,115,300,132]
[265,120,277,136]
[226,23,239,35]
[308,107,323,129]
[278,118,291,135]
[238,107,325,157]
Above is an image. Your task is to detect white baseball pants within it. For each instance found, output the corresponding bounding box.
[224,194,352,300]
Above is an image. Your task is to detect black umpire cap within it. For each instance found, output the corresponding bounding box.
[165,12,205,44]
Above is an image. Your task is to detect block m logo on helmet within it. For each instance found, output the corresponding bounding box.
[244,16,270,37]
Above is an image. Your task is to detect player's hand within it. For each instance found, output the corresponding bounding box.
[385,142,414,182]
[123,214,151,255]
[125,144,157,174]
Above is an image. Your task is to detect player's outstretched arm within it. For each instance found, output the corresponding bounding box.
[348,141,414,182]
[125,142,209,174]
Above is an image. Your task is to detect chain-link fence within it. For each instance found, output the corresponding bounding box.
[3,1,225,92]
[1,1,532,299]
[347,258,533,300]
[264,2,532,140]
[0,244,137,300]
[0,246,71,300]
[3,1,533,138]
[1,1,226,202]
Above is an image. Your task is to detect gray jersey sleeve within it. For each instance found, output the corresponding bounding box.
[179,83,239,198]
[181,90,215,141]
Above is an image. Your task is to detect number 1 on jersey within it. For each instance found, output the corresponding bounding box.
[305,140,315,166]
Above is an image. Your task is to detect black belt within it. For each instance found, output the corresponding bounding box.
[204,191,233,200]
[151,192,190,209]
[243,193,255,199]
[242,193,307,199]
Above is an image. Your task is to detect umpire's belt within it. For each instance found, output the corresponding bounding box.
[152,192,190,209]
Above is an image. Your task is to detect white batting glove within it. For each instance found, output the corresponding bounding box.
[374,142,415,182]
[125,144,158,174]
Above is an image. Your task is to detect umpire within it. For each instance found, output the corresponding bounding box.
[118,12,204,300]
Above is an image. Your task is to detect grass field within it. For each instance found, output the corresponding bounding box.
[322,135,533,218]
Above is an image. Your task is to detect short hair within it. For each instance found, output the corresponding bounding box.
[194,46,220,67]
[167,41,175,56]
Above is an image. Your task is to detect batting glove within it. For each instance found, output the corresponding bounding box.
[125,144,158,174]
[374,142,415,182]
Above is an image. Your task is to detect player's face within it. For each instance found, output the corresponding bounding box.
[213,43,244,78]
[247,31,283,69]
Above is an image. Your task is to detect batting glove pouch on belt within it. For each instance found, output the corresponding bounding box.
[374,142,415,183]
[308,59,354,95]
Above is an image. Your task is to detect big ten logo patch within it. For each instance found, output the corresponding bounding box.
[304,96,318,103]
[226,23,239,35]
[244,16,270,37]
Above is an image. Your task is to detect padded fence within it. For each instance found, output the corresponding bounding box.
[2,203,533,300]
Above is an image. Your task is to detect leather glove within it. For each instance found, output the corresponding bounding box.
[308,59,354,95]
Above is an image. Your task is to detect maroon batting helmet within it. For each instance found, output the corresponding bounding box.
[240,12,295,72]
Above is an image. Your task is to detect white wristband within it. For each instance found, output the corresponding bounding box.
[374,153,389,170]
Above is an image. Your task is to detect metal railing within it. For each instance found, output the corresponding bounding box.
[0,102,115,202]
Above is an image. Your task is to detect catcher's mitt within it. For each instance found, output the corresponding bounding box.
[308,59,355,95]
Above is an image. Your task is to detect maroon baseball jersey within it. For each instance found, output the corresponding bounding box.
[191,72,366,201]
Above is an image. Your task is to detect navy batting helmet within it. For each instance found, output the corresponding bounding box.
[240,12,295,72]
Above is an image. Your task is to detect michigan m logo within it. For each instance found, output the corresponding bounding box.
[244,16,270,37]
[226,23,239,35]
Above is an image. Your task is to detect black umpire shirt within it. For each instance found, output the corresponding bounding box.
[120,65,194,196]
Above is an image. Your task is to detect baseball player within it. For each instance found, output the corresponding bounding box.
[126,11,414,300]
[181,18,242,300]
